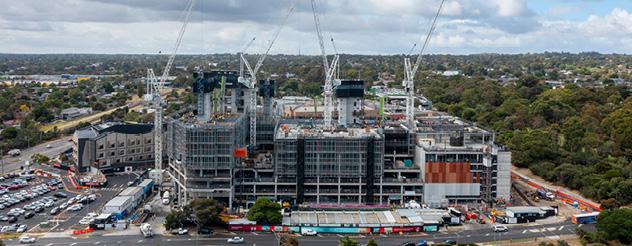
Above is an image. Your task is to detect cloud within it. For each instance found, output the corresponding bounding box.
[0,0,629,54]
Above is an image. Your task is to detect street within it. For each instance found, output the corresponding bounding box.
[3,220,594,246]
[1,136,73,174]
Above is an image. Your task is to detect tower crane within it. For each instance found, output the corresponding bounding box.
[145,0,195,172]
[311,0,339,131]
[403,0,444,132]
[238,6,293,148]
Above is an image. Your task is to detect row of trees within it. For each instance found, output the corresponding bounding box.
[165,197,283,229]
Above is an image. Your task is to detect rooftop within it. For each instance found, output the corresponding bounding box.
[276,122,382,140]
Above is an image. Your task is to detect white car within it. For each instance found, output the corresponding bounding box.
[19,236,36,244]
[493,225,509,232]
[46,144,52,148]
[302,229,318,236]
[16,224,28,233]
[79,218,94,225]
[227,236,245,244]
[171,228,188,235]
[67,204,83,211]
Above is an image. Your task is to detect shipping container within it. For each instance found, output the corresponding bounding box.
[103,196,133,216]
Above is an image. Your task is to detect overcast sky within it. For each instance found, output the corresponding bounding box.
[1,0,631,55]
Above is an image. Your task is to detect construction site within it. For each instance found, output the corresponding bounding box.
[149,0,513,211]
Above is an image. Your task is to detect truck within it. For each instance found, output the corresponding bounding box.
[8,149,21,157]
[140,223,153,238]
[536,189,555,200]
[162,191,170,205]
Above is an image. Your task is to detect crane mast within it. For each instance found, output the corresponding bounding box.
[145,0,195,171]
[239,6,293,148]
[403,0,444,132]
[311,0,338,131]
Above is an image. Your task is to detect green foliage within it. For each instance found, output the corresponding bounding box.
[246,198,282,225]
[189,198,225,227]
[164,207,191,230]
[1,127,18,139]
[280,235,299,246]
[595,208,632,244]
[339,236,357,246]
[366,238,378,246]
[31,153,50,164]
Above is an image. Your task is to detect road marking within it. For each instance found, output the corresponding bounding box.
[485,233,489,236]
[70,243,77,246]
[558,225,564,231]
[167,239,171,242]
[251,232,259,235]
[466,235,471,237]
[317,234,323,237]
[380,234,387,237]
[337,234,344,238]
[46,244,53,246]
[529,229,540,233]
[230,232,237,235]
[522,230,527,234]
[137,240,143,243]
[94,242,100,245]
[547,227,557,231]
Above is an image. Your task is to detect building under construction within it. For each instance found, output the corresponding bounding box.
[165,71,511,209]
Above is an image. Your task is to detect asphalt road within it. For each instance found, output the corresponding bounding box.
[4,220,594,246]
[0,136,73,174]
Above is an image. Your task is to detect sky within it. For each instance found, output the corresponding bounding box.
[1,0,632,55]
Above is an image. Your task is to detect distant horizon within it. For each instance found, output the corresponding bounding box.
[0,51,629,56]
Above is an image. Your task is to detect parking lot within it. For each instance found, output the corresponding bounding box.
[0,172,68,233]
[0,170,138,234]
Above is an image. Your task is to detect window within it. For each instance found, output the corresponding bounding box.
[110,152,115,156]
[98,153,104,158]
[98,145,104,149]
[115,159,120,163]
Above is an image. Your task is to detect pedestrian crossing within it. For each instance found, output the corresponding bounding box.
[98,187,124,191]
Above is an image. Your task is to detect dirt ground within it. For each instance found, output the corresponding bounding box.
[511,177,583,218]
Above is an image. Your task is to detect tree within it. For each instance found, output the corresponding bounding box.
[246,198,282,225]
[102,82,114,93]
[31,105,54,123]
[596,208,632,244]
[164,207,191,230]
[280,235,299,246]
[1,127,18,139]
[339,236,357,246]
[366,238,378,246]
[31,153,50,164]
[189,198,225,227]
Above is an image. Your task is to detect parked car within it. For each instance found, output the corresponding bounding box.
[170,228,188,235]
[227,236,245,244]
[54,192,68,198]
[24,212,35,219]
[19,236,36,244]
[8,216,17,223]
[16,224,27,233]
[50,207,60,215]
[67,204,83,211]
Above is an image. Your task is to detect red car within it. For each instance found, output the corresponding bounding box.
[8,185,19,190]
